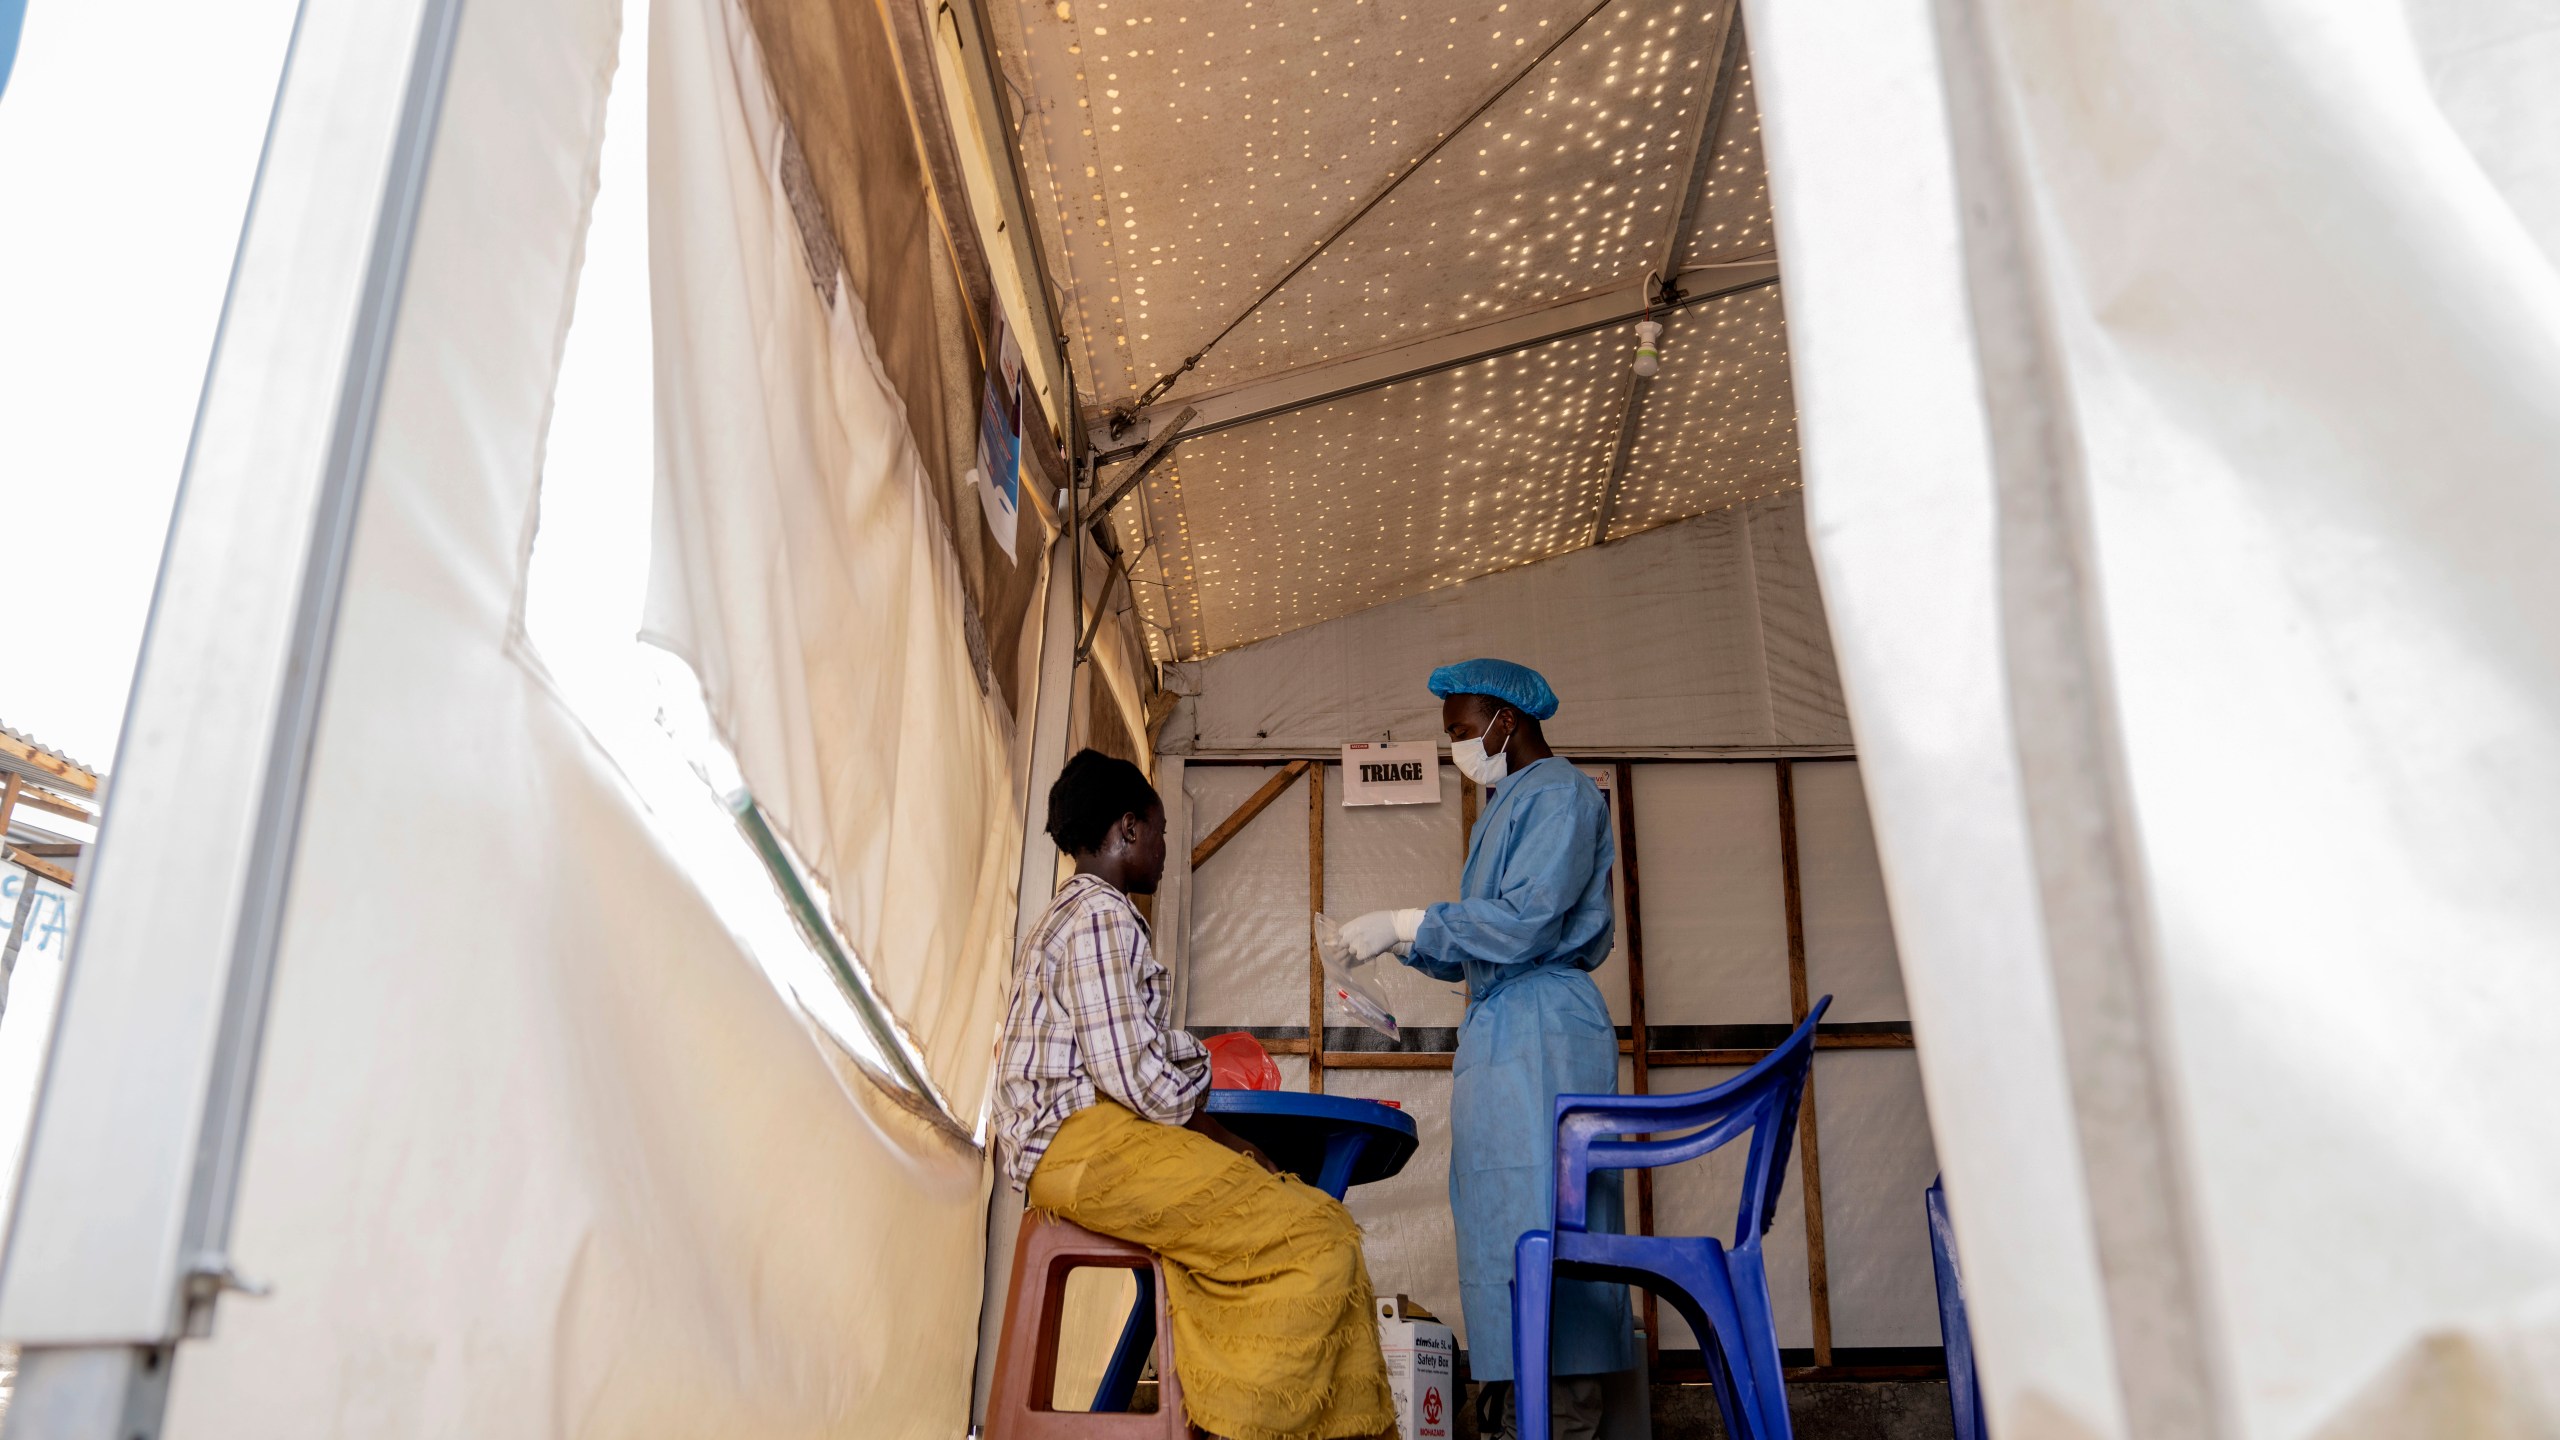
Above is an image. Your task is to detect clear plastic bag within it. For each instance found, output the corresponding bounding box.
[1312,914,1401,1041]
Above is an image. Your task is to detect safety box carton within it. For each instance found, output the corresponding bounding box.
[1375,1294,1456,1440]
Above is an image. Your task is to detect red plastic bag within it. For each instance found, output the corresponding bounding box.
[1204,1031,1282,1090]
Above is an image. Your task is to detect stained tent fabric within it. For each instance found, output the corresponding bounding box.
[644,0,1029,1116]
[731,0,1058,717]
[155,0,990,1432]
[1749,0,2560,1434]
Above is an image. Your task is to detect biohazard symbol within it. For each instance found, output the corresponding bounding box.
[1421,1387,1443,1426]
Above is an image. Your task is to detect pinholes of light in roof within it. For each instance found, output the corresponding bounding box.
[1011,0,1796,658]
[1111,289,1797,659]
[1017,0,1736,400]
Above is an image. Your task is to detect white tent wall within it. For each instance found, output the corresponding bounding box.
[1168,518,1943,1373]
[1168,494,1853,757]
[1749,0,2560,1436]
[135,0,990,1432]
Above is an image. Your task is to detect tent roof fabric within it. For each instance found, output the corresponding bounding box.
[995,0,1800,660]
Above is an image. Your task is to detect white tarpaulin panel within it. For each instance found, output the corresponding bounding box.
[1184,765,1312,1031]
[645,0,1021,1114]
[1813,1051,1941,1349]
[157,0,989,1432]
[1174,496,1852,755]
[1629,763,1793,1028]
[1328,1068,1466,1345]
[1791,760,1909,1025]
[1649,1065,1814,1355]
[1751,0,2560,1433]
[1321,766,1470,1037]
[1576,766,1638,1033]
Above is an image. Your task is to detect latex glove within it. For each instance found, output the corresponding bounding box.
[1341,908,1426,965]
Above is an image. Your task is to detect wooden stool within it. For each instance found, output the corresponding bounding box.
[984,1212,1188,1439]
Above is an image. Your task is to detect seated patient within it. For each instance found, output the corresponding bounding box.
[994,749,1397,1440]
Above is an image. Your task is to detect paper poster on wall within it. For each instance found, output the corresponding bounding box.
[1341,741,1440,806]
[973,317,1023,560]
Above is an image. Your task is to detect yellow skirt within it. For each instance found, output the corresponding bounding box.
[1028,1101,1397,1440]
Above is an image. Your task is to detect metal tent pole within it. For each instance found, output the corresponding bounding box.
[970,518,1084,1432]
[0,866,38,1031]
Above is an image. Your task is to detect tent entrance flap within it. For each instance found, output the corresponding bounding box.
[0,0,473,1420]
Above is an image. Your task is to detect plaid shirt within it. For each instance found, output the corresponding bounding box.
[993,873,1209,1189]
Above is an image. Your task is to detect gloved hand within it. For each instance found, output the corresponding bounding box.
[1341,908,1426,965]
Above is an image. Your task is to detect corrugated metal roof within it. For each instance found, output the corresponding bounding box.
[1,721,102,799]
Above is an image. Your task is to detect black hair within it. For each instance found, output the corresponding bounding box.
[1045,749,1162,855]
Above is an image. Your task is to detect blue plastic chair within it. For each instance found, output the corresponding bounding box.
[1512,996,1830,1440]
[0,0,25,107]
[1926,1177,1990,1440]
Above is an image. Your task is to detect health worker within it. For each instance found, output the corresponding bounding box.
[1340,658,1632,1440]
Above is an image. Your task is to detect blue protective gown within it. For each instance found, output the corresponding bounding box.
[1403,757,1633,1381]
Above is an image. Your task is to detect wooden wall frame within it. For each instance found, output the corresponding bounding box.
[1177,751,1930,1383]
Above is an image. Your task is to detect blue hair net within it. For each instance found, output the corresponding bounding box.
[1427,658,1558,721]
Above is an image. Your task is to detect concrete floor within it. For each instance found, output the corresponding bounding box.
[1647,1382,1955,1440]
[1124,1375,1956,1438]
[1447,1381,1957,1440]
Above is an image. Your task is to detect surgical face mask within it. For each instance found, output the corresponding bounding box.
[1451,711,1513,787]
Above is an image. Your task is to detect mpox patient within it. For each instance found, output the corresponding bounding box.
[992,749,1401,1440]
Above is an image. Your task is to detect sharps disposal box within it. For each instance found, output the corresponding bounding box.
[1375,1294,1457,1440]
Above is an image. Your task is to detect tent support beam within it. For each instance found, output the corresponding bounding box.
[1092,262,1779,461]
[2,848,74,890]
[1776,761,1837,1367]
[6,787,96,827]
[1247,1030,1916,1070]
[1189,760,1310,870]
[1592,378,1650,548]
[1305,763,1326,1094]
[1614,762,1661,1369]
[1112,0,1625,424]
[928,0,1075,426]
[1075,545,1130,663]
[1,855,43,1029]
[1590,8,1751,546]
[974,519,1088,1432]
[1089,405,1194,523]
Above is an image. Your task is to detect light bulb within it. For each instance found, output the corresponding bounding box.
[1632,319,1663,378]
